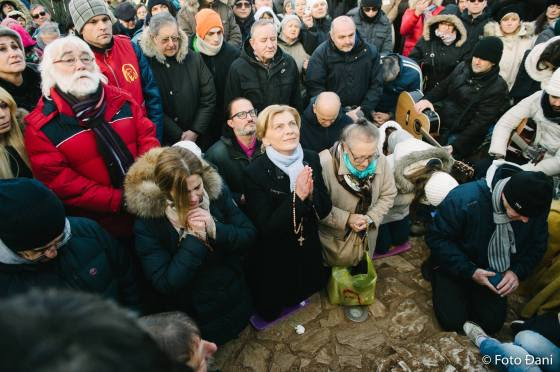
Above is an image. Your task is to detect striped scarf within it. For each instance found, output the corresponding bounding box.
[488,178,517,272]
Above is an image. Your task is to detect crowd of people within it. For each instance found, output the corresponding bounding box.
[0,0,560,370]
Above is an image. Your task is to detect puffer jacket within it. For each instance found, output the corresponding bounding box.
[306,34,384,116]
[489,90,560,176]
[347,6,393,54]
[425,61,509,159]
[426,162,549,281]
[177,0,242,47]
[409,13,468,92]
[125,147,255,345]
[224,38,303,112]
[0,217,141,309]
[319,144,397,264]
[400,0,444,56]
[140,27,216,146]
[484,21,537,91]
[89,35,164,141]
[23,84,159,238]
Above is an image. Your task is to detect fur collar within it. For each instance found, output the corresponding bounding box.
[483,21,536,39]
[422,14,467,47]
[139,26,189,64]
[184,0,229,14]
[124,147,223,218]
[409,0,442,9]
[393,147,453,194]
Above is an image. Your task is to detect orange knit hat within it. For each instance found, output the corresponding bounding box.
[195,9,223,39]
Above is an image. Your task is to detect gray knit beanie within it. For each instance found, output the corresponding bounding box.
[68,0,116,34]
[0,26,22,51]
[280,14,301,32]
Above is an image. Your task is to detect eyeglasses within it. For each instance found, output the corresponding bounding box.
[235,2,251,8]
[362,6,378,12]
[468,0,485,3]
[157,35,180,44]
[231,108,257,119]
[345,144,378,164]
[53,55,95,67]
[32,10,47,19]
[16,233,65,262]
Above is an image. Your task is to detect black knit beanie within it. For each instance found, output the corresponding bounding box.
[0,179,66,252]
[502,171,553,217]
[472,36,503,65]
[361,0,382,8]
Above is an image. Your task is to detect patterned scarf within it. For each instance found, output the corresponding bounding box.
[435,28,457,46]
[488,178,517,272]
[56,86,134,188]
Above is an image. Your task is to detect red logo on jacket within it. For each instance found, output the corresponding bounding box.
[122,64,139,83]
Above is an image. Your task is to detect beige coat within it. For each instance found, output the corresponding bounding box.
[319,148,397,265]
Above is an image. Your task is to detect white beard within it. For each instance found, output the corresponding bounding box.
[54,70,102,98]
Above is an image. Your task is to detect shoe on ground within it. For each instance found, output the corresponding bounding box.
[463,321,489,347]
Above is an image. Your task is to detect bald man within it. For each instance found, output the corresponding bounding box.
[305,16,384,122]
[300,91,353,153]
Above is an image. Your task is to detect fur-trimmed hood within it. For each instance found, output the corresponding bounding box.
[184,0,229,14]
[377,121,404,155]
[483,20,535,39]
[0,0,31,27]
[409,0,442,8]
[525,35,560,85]
[393,142,454,194]
[422,13,467,47]
[124,147,223,219]
[139,25,190,64]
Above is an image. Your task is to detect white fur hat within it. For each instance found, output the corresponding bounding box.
[173,140,202,158]
[525,35,560,87]
[424,171,458,206]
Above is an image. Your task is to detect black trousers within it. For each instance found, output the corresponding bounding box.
[431,268,508,334]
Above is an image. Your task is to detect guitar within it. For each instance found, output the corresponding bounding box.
[395,91,474,182]
[506,118,547,164]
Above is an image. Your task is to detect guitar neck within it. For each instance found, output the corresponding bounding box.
[419,127,443,148]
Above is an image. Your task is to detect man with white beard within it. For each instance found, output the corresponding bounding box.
[23,36,160,240]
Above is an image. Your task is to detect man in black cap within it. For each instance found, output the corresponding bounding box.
[414,36,509,160]
[425,161,553,334]
[346,0,393,54]
[113,1,143,37]
[0,178,141,309]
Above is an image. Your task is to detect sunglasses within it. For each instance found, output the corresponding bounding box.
[32,10,47,19]
[235,2,251,8]
[362,6,379,12]
[468,0,485,3]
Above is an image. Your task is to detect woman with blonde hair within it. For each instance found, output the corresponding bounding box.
[0,86,30,178]
[125,145,256,345]
[243,104,332,321]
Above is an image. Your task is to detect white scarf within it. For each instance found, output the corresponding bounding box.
[195,35,223,57]
[265,144,304,191]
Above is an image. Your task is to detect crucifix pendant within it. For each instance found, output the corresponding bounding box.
[298,235,305,246]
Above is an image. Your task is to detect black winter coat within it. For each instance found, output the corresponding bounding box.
[196,41,240,146]
[134,185,255,345]
[305,35,384,116]
[301,17,332,55]
[427,164,548,281]
[300,101,353,153]
[224,39,303,112]
[0,217,141,308]
[425,62,509,159]
[409,13,468,92]
[0,64,41,112]
[142,36,216,145]
[243,150,331,321]
[204,135,262,206]
[510,50,541,105]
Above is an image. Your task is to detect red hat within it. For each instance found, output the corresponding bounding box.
[195,9,223,39]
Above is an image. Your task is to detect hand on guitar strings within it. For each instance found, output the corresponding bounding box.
[414,99,434,114]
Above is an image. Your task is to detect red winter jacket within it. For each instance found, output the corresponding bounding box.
[93,35,146,115]
[24,84,160,238]
[400,6,444,56]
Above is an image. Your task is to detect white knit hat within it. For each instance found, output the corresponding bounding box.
[173,140,202,158]
[545,68,560,96]
[424,171,458,206]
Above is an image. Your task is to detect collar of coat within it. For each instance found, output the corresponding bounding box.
[220,135,263,160]
[422,14,467,47]
[140,26,190,64]
[241,38,286,68]
[124,147,223,218]
[328,33,369,58]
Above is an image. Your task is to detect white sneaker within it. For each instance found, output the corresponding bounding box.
[463,321,489,347]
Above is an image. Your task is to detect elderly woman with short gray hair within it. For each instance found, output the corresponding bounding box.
[319,118,397,267]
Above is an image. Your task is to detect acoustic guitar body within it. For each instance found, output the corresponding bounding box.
[395,91,441,139]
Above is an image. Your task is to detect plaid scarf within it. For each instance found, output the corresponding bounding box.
[56,86,134,188]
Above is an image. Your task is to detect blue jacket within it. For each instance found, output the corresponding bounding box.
[426,165,549,281]
[376,54,422,114]
[132,42,164,141]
